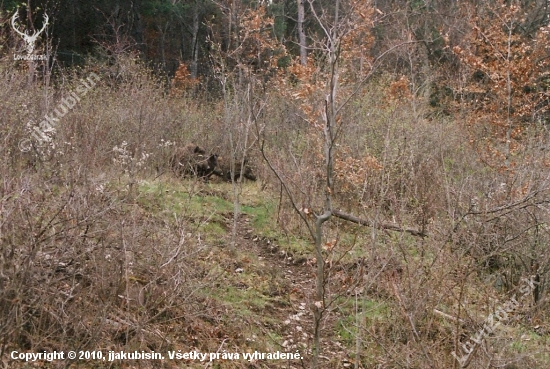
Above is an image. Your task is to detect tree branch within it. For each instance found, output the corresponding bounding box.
[332,209,427,237]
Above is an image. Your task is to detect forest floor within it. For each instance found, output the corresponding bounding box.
[131,177,354,369]
[7,174,548,368]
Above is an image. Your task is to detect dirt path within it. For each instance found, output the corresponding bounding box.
[232,215,350,368]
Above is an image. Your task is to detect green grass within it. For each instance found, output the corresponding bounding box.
[137,180,233,215]
[135,179,315,256]
[136,179,292,337]
[336,297,390,344]
[242,203,274,231]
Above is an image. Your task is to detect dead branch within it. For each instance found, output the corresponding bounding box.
[332,209,427,237]
[433,309,464,324]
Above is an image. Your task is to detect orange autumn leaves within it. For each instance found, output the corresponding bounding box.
[452,2,550,170]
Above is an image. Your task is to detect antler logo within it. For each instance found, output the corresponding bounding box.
[11,9,48,55]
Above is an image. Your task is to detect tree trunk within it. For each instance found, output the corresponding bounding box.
[297,0,307,65]
[158,23,167,71]
[190,2,200,79]
[131,0,145,54]
[312,210,330,369]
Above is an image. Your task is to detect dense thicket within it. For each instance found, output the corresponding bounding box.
[2,1,550,368]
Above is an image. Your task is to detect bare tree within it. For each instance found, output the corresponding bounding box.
[297,0,307,66]
[258,1,424,366]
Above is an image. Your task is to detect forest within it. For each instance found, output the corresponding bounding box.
[2,0,550,368]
